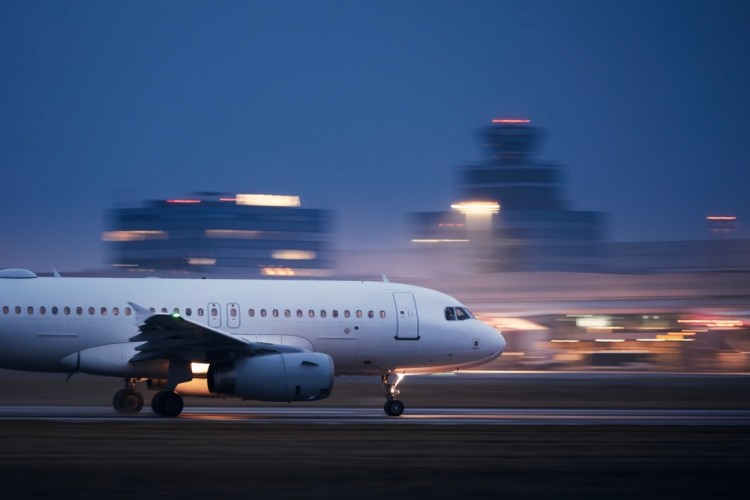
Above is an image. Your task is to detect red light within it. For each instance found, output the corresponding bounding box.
[492,118,531,124]
[706,216,736,221]
[166,199,202,204]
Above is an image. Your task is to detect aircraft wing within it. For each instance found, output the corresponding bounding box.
[127,302,305,363]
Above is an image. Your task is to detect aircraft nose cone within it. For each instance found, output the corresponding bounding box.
[496,330,507,354]
[479,322,505,360]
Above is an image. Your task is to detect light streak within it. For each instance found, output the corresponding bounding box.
[450,201,500,215]
[236,194,301,207]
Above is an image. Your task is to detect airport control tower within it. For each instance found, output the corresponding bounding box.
[462,119,566,211]
[411,118,606,272]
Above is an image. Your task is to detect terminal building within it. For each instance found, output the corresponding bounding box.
[103,193,333,277]
[411,119,606,272]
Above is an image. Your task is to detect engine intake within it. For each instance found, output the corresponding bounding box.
[207,352,334,402]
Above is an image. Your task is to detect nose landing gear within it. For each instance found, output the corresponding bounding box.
[382,374,405,417]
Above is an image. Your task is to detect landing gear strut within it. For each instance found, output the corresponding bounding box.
[382,374,405,417]
[112,378,144,414]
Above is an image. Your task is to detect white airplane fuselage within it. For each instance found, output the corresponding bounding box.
[0,272,504,415]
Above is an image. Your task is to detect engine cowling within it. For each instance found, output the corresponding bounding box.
[207,352,334,402]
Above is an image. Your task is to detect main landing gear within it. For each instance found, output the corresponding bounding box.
[382,374,405,417]
[151,390,184,417]
[112,378,144,415]
[111,378,184,417]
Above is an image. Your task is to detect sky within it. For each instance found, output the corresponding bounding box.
[1,0,749,272]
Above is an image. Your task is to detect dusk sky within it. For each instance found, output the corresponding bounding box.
[2,0,749,272]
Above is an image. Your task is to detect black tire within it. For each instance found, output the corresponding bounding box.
[153,391,184,417]
[384,399,405,417]
[113,389,144,414]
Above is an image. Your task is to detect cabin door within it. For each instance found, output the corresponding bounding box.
[393,292,419,340]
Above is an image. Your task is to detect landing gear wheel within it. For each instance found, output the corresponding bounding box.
[151,390,184,417]
[112,388,144,414]
[384,399,405,417]
[381,374,406,417]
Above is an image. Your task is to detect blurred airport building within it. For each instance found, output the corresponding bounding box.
[103,193,333,277]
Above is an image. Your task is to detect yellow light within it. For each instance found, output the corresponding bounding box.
[191,363,210,375]
[451,201,500,215]
[272,250,316,260]
[102,230,167,242]
[188,258,216,266]
[261,267,295,276]
[551,339,580,343]
[236,194,301,207]
[594,339,625,342]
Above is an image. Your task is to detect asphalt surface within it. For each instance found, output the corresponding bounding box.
[2,405,749,426]
[1,371,748,499]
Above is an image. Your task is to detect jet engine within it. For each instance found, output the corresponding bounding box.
[207,352,334,402]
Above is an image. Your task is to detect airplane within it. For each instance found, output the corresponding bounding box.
[0,268,505,417]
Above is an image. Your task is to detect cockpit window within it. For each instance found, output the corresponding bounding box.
[445,307,474,321]
[455,307,473,320]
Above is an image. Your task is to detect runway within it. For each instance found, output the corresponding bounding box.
[1,405,749,425]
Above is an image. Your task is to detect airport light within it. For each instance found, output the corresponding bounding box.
[236,194,301,207]
[272,250,316,260]
[492,118,531,124]
[450,201,500,215]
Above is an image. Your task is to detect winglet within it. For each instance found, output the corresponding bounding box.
[128,302,155,324]
[381,273,390,283]
[52,268,62,278]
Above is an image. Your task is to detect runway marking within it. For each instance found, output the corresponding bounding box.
[1,406,749,426]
